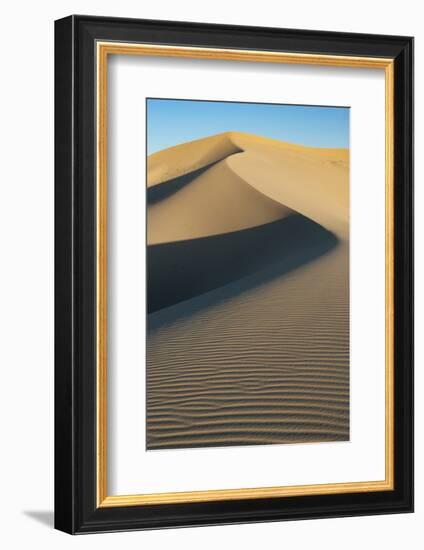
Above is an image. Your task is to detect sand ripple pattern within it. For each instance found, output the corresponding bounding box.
[147,242,349,449]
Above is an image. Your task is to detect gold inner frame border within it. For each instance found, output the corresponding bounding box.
[96,41,394,508]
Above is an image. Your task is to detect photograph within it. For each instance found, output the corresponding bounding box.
[146,98,350,450]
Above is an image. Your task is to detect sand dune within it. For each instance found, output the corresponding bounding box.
[147,131,349,244]
[147,132,243,187]
[146,131,349,450]
[147,131,348,189]
[147,156,292,245]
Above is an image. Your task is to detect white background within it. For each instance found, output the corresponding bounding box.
[108,57,386,495]
[0,1,421,548]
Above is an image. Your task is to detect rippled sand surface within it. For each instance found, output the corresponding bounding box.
[147,242,348,449]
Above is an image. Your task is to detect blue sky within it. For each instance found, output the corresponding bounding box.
[147,98,349,155]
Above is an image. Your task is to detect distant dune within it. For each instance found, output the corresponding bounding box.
[146,131,349,450]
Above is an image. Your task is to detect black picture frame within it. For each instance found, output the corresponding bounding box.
[55,14,414,534]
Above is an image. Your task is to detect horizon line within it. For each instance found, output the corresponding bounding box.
[147,129,350,157]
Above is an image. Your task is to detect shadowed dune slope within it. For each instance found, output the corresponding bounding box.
[146,131,349,449]
[148,214,337,313]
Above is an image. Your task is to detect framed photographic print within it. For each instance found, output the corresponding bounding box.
[54,15,413,534]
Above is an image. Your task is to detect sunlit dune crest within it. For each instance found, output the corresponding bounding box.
[147,131,349,245]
